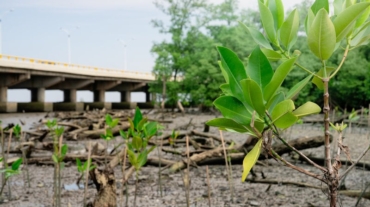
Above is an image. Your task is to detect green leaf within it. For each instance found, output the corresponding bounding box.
[271,99,297,128]
[61,144,68,156]
[144,122,158,138]
[110,119,119,128]
[240,79,265,118]
[242,139,262,182]
[293,102,321,118]
[137,150,148,169]
[11,158,22,171]
[133,107,143,130]
[334,0,344,15]
[305,9,315,34]
[105,114,113,126]
[137,117,148,131]
[217,46,248,100]
[218,60,229,83]
[312,67,335,90]
[264,57,297,103]
[311,0,329,15]
[279,9,299,50]
[258,1,277,44]
[333,2,370,42]
[206,118,249,133]
[268,0,285,30]
[239,22,272,49]
[266,91,285,113]
[76,158,82,168]
[132,136,142,151]
[220,83,232,95]
[355,1,370,28]
[308,9,336,60]
[260,48,282,61]
[214,96,252,126]
[286,75,313,99]
[246,47,273,90]
[127,149,137,166]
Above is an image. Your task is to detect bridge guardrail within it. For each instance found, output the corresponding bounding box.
[0,54,154,80]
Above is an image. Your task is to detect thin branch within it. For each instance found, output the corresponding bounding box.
[339,144,370,180]
[329,44,350,79]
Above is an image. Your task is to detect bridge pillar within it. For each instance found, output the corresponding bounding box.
[94,90,105,102]
[0,86,7,102]
[121,91,131,102]
[145,92,151,102]
[31,88,45,102]
[64,89,77,103]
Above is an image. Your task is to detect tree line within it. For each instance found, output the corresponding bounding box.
[149,0,370,110]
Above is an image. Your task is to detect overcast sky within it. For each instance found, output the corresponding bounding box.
[0,0,303,102]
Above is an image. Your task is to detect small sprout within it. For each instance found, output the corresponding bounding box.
[330,122,347,132]
[13,124,22,139]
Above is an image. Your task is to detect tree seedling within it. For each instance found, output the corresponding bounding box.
[12,124,31,188]
[101,114,119,165]
[207,0,370,206]
[120,107,160,207]
[0,158,22,197]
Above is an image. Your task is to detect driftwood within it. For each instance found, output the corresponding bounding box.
[191,130,232,144]
[298,154,370,170]
[79,123,130,139]
[170,135,327,171]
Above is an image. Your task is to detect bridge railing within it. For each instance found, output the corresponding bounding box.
[0,54,154,80]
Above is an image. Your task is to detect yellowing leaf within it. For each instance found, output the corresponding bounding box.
[242,139,262,182]
[293,102,321,118]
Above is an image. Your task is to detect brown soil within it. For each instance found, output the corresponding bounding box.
[1,111,370,207]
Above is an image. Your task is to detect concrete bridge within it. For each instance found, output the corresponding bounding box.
[0,54,156,112]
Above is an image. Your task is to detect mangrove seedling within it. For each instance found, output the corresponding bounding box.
[0,158,22,197]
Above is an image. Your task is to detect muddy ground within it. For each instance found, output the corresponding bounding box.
[1,110,370,207]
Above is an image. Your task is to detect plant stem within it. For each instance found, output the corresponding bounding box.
[157,135,163,198]
[329,44,350,79]
[0,178,8,197]
[0,126,5,194]
[84,141,92,207]
[6,131,12,200]
[134,170,138,207]
[185,135,191,207]
[219,131,233,202]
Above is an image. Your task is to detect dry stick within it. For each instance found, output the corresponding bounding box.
[84,141,92,207]
[119,147,127,207]
[206,166,211,207]
[339,144,370,180]
[184,135,191,207]
[57,134,64,207]
[6,130,13,200]
[20,131,30,188]
[122,148,129,207]
[219,130,233,202]
[157,135,163,198]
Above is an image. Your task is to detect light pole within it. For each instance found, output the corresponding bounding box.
[60,27,79,64]
[0,9,13,54]
[117,39,127,70]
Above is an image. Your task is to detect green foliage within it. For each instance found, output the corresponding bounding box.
[0,158,22,179]
[76,158,96,174]
[120,107,162,171]
[13,124,21,140]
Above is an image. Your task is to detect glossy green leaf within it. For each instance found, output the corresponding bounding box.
[240,22,272,49]
[351,34,370,46]
[268,0,285,30]
[242,139,262,182]
[260,48,282,61]
[286,75,313,99]
[333,2,370,42]
[52,154,58,163]
[61,144,68,156]
[308,9,336,60]
[220,83,232,95]
[334,0,344,15]
[355,1,370,28]
[246,47,273,90]
[280,9,299,50]
[144,122,158,138]
[311,0,329,15]
[345,0,354,8]
[305,9,315,34]
[271,99,297,128]
[214,96,252,126]
[137,149,148,169]
[206,118,249,133]
[11,158,22,171]
[258,1,277,44]
[217,46,248,100]
[240,79,265,118]
[266,91,285,113]
[105,114,113,126]
[137,117,148,131]
[264,57,297,103]
[218,60,229,83]
[293,102,321,118]
[133,107,143,130]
